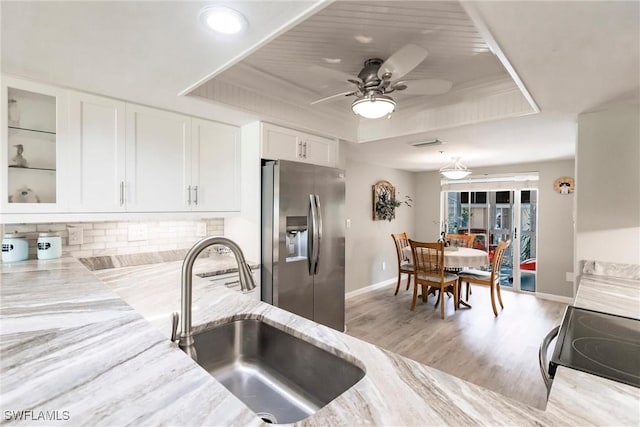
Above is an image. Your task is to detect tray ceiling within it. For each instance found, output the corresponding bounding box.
[191,0,519,127]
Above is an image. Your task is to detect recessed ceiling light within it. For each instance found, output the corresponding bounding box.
[322,58,342,64]
[354,34,373,44]
[200,6,248,35]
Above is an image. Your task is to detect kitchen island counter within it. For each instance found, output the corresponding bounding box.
[1,257,637,425]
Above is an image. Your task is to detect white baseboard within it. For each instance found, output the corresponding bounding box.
[535,292,574,305]
[345,277,398,299]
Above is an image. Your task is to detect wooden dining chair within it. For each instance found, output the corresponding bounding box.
[457,240,511,316]
[446,233,476,248]
[391,233,413,296]
[408,240,459,319]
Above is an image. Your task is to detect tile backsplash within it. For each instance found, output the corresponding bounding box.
[2,219,224,259]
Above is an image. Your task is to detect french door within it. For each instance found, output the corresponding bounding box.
[444,189,538,292]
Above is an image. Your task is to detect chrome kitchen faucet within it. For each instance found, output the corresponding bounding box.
[171,236,256,361]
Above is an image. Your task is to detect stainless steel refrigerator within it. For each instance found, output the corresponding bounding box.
[261,160,345,331]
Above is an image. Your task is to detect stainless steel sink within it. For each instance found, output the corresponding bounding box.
[192,319,365,424]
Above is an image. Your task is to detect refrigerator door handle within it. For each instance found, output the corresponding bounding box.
[308,194,317,275]
[313,194,322,275]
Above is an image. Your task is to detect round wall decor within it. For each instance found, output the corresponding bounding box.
[554,176,575,195]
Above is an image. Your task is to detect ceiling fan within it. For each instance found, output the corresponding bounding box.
[310,44,453,119]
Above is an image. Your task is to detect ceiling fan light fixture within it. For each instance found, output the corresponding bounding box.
[440,157,472,180]
[200,6,247,34]
[351,94,396,119]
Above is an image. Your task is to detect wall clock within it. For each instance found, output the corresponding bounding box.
[554,176,575,195]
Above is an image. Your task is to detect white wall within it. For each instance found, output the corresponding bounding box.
[576,104,640,266]
[414,159,576,298]
[224,122,262,263]
[345,159,415,293]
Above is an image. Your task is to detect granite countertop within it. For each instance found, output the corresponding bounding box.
[1,257,638,426]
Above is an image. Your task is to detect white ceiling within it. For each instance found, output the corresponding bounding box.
[2,1,639,172]
[347,112,577,172]
[470,0,640,114]
[0,0,326,125]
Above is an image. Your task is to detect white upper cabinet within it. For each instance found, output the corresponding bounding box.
[261,123,300,162]
[68,91,126,212]
[303,133,336,167]
[260,123,337,167]
[2,77,68,213]
[125,104,191,212]
[1,75,242,220]
[191,118,240,212]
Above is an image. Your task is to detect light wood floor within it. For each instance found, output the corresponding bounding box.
[345,280,567,410]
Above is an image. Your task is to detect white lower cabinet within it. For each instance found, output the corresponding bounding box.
[260,122,337,167]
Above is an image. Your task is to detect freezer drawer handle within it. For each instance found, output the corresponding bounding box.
[539,325,560,394]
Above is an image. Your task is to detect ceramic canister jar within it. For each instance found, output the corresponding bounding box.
[2,233,29,262]
[37,232,62,260]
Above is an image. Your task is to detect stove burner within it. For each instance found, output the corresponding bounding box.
[572,337,640,380]
[577,314,640,343]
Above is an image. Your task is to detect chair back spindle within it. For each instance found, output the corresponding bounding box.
[391,232,414,296]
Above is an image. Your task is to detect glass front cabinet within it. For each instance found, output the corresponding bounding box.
[2,77,68,213]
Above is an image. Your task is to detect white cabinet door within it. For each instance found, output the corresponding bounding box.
[261,123,301,162]
[191,118,240,212]
[260,123,337,167]
[125,104,190,212]
[68,92,126,212]
[302,134,336,167]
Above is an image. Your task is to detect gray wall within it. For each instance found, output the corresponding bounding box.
[345,160,415,293]
[413,159,576,298]
[413,171,445,241]
[576,104,640,265]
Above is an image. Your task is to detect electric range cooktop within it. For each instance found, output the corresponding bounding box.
[550,306,640,388]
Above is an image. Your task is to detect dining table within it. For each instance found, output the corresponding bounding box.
[402,245,490,308]
[402,246,489,270]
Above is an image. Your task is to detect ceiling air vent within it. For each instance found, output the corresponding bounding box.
[409,138,443,148]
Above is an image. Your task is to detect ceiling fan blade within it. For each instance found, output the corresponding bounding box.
[378,44,428,80]
[309,65,359,84]
[403,79,453,95]
[310,91,355,105]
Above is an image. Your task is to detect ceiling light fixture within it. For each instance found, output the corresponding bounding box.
[351,93,396,119]
[440,157,472,180]
[200,6,247,34]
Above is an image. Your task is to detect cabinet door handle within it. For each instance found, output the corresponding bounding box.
[193,186,198,206]
[303,141,308,158]
[187,185,192,205]
[298,141,303,158]
[119,181,125,206]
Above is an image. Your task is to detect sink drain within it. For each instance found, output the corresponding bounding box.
[256,412,277,424]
